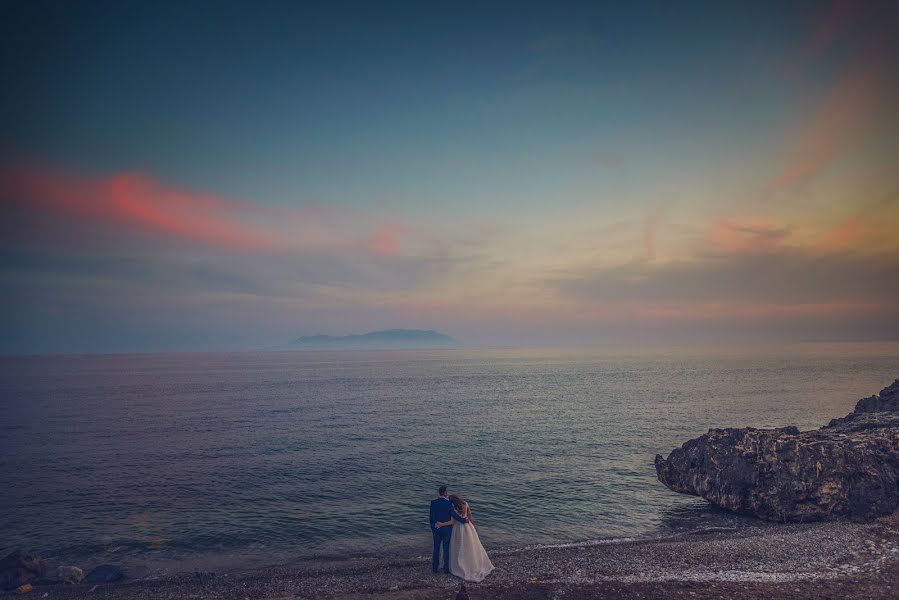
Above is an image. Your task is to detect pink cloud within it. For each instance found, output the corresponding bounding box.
[2,164,281,250]
[365,223,406,257]
[1,161,413,258]
[772,63,877,187]
[775,3,890,189]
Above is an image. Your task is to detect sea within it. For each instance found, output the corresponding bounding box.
[2,343,897,576]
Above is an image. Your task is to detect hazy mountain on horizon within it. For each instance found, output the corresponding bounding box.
[292,328,455,348]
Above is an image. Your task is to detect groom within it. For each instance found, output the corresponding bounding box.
[429,485,468,573]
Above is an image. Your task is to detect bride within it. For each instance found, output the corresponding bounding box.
[434,495,494,582]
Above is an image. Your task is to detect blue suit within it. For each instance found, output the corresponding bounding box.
[429,496,468,572]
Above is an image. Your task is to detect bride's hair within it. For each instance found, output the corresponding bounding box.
[448,494,466,512]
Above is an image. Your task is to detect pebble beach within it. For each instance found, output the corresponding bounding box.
[6,515,898,599]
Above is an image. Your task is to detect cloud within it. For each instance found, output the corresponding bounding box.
[1,164,282,250]
[3,151,898,351]
[0,160,428,262]
[0,159,480,351]
[0,156,472,338]
[705,218,792,255]
[818,217,862,252]
[772,55,879,187]
[773,1,895,187]
[553,247,899,320]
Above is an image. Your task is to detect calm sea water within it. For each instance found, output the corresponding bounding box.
[1,344,897,575]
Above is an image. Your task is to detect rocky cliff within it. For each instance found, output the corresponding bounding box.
[655,380,899,522]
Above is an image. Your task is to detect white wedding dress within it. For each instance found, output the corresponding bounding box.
[448,504,494,582]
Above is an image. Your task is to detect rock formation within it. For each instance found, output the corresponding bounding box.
[0,551,45,591]
[655,379,899,522]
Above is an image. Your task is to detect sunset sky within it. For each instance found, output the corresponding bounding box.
[2,1,898,353]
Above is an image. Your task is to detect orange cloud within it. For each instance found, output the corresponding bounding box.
[818,217,862,252]
[706,218,790,254]
[705,216,873,257]
[2,164,280,250]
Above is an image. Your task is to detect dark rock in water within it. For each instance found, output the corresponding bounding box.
[655,379,899,523]
[0,551,45,591]
[84,564,124,583]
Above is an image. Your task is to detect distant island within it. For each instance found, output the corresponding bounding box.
[292,329,454,348]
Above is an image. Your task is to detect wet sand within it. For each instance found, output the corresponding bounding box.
[6,516,898,599]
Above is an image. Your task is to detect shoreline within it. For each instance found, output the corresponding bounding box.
[7,515,898,599]
[9,502,769,581]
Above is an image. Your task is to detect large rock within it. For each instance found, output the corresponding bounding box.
[56,565,84,585]
[655,379,899,522]
[0,551,45,591]
[84,564,124,583]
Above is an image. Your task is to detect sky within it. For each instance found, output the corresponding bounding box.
[1,0,898,353]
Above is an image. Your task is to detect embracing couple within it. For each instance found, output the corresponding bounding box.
[429,485,494,582]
